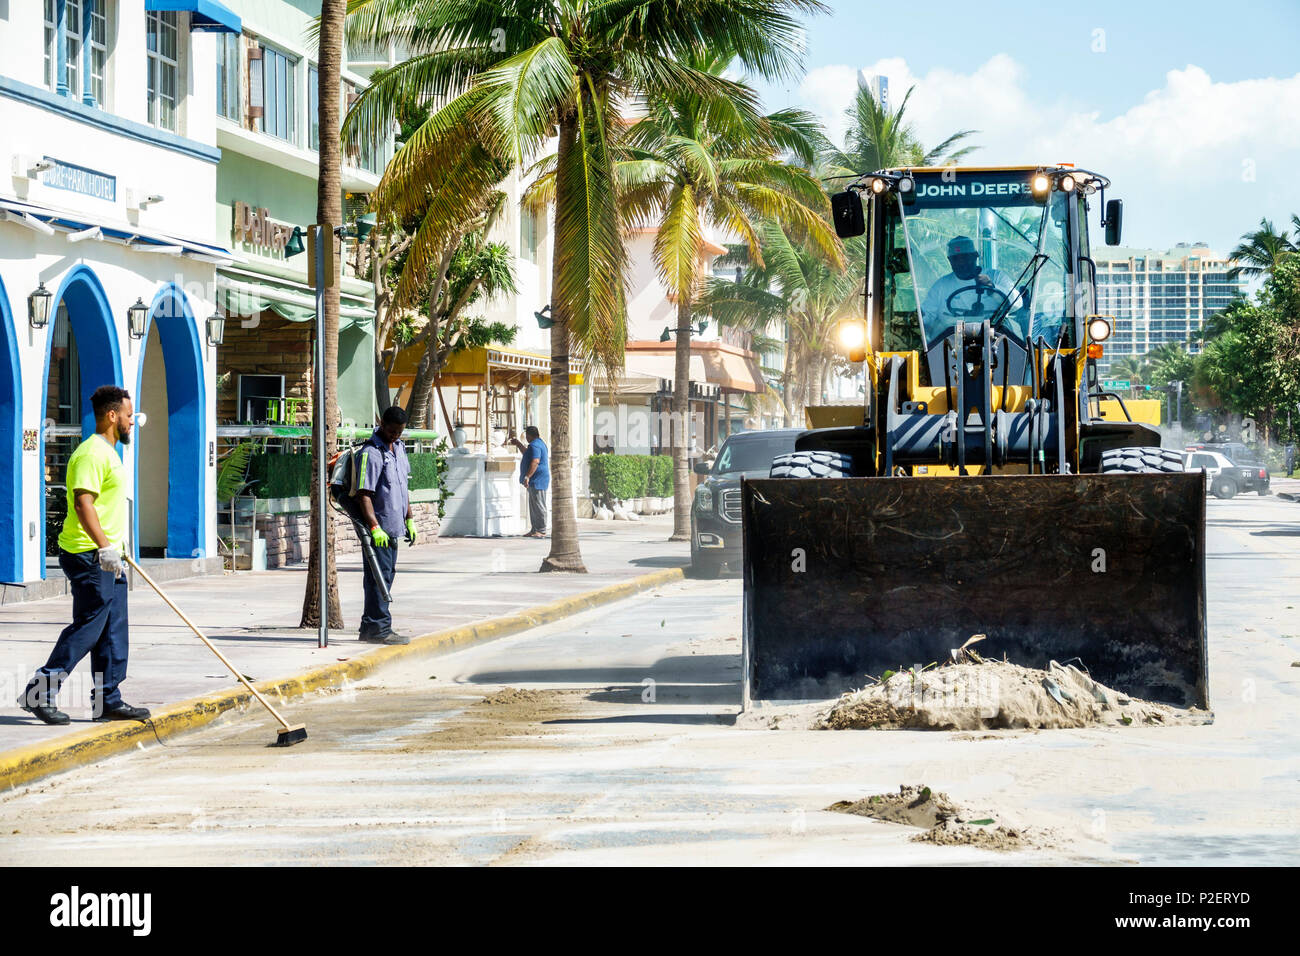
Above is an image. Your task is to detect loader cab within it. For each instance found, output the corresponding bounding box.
[870,168,1090,388]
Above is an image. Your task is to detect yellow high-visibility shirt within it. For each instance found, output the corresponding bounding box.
[59,434,128,554]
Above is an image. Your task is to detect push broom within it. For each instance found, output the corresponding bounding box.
[123,555,308,746]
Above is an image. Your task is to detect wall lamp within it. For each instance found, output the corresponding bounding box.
[127,298,148,339]
[28,282,52,329]
[206,311,226,347]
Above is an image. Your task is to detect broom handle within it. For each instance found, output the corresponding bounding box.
[123,555,293,732]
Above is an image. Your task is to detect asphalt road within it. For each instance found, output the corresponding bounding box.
[1,495,1296,865]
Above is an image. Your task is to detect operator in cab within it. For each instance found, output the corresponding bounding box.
[920,236,1021,336]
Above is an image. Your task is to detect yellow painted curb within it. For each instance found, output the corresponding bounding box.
[0,565,686,791]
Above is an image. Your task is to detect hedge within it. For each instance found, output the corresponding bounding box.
[246,450,443,499]
[588,453,673,503]
[648,454,673,497]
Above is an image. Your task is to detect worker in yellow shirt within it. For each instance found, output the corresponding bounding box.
[17,385,150,725]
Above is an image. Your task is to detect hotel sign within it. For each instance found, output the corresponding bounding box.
[233,200,293,256]
[40,157,116,202]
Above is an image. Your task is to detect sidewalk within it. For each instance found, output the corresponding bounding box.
[1271,474,1300,500]
[0,516,689,758]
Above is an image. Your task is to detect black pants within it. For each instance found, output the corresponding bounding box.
[28,549,129,710]
[360,543,397,637]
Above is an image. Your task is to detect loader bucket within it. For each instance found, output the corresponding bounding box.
[741,474,1207,708]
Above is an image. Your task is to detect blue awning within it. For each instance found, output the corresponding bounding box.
[0,197,234,263]
[145,0,241,34]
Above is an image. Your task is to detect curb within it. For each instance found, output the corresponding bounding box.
[0,565,686,792]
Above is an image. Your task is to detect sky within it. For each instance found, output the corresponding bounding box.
[751,0,1300,257]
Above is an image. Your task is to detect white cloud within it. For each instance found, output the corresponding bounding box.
[800,59,1300,253]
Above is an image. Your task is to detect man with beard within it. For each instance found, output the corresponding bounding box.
[921,235,1019,338]
[17,385,150,725]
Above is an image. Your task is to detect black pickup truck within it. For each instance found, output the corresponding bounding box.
[690,429,802,577]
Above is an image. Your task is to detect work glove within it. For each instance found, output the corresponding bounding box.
[97,547,124,577]
[404,518,417,545]
[370,526,391,548]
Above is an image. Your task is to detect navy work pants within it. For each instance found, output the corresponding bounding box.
[360,543,398,637]
[29,549,129,711]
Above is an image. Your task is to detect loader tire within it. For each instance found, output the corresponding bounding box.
[1100,446,1185,475]
[770,450,853,479]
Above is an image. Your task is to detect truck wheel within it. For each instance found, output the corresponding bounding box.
[770,450,853,478]
[1099,447,1185,474]
[1212,476,1238,499]
[691,553,723,578]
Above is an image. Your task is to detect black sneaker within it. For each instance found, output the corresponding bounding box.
[382,631,411,646]
[94,702,151,722]
[358,632,387,643]
[16,693,70,726]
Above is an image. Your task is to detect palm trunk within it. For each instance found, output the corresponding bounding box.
[780,328,794,427]
[301,0,344,628]
[541,111,586,573]
[670,298,692,541]
[406,348,438,429]
[798,349,814,424]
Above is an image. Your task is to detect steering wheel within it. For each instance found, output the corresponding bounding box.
[945,282,1010,318]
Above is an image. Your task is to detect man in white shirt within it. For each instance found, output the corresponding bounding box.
[921,236,1019,338]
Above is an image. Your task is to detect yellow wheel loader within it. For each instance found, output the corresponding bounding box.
[742,166,1207,708]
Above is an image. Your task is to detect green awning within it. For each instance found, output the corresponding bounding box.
[219,282,374,330]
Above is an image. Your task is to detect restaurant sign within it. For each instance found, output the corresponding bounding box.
[233,200,294,256]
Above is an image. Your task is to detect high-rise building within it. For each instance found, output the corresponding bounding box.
[857,70,890,113]
[1093,242,1245,374]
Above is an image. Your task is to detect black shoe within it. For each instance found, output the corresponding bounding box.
[358,631,387,643]
[94,702,151,722]
[381,631,411,645]
[16,693,70,726]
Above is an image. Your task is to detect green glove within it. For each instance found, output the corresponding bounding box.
[405,518,417,545]
[370,526,391,548]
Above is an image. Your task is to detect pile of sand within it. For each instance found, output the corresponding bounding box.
[818,659,1211,731]
[828,784,1046,851]
[480,687,546,706]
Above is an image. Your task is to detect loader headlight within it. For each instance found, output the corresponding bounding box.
[896,175,915,195]
[1059,173,1076,193]
[1087,315,1113,342]
[1031,173,1051,200]
[869,177,888,194]
[835,319,866,351]
[833,319,868,362]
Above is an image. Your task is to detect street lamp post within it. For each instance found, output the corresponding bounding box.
[313,223,328,649]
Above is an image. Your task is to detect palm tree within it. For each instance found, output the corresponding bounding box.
[1227,217,1296,281]
[301,0,346,629]
[620,53,841,540]
[344,0,825,572]
[1108,355,1148,387]
[703,247,794,419]
[826,82,978,177]
[703,220,862,425]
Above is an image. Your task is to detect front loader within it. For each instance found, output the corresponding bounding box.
[742,166,1207,708]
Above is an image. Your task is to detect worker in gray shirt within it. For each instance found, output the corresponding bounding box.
[354,405,415,644]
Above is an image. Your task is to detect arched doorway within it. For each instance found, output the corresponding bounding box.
[134,284,205,559]
[0,277,21,583]
[40,266,122,577]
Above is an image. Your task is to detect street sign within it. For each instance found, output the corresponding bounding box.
[1101,379,1130,389]
[306,222,336,289]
